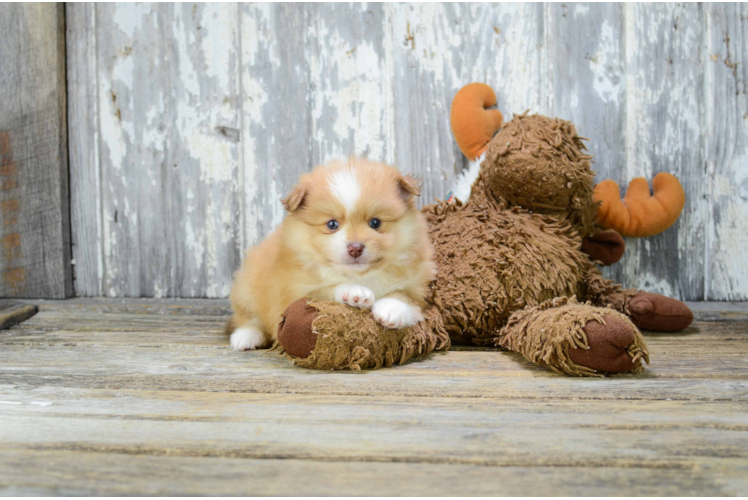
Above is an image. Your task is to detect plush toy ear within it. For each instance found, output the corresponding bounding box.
[281,184,308,212]
[397,174,421,202]
[450,83,504,160]
[582,229,625,265]
[594,173,685,237]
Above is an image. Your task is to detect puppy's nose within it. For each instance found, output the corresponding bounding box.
[347,243,365,259]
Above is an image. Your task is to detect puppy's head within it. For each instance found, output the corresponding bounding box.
[281,158,422,274]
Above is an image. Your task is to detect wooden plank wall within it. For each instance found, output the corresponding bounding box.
[66,3,748,300]
[0,3,72,298]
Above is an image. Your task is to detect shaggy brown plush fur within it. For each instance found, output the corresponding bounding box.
[471,113,600,239]
[499,296,649,377]
[277,299,450,370]
[423,199,591,345]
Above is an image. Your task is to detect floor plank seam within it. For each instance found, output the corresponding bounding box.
[4,444,742,470]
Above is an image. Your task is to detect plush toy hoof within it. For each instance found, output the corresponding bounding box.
[568,315,640,373]
[581,229,625,265]
[277,298,319,358]
[628,292,693,332]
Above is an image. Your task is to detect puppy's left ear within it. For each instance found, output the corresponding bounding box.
[398,174,421,203]
[282,184,307,212]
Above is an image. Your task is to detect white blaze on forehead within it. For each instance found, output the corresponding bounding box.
[328,168,361,212]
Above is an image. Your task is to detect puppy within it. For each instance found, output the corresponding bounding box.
[227,158,436,351]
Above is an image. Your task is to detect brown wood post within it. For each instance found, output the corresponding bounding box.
[0,3,72,298]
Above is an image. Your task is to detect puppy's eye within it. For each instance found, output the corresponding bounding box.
[369,218,381,230]
[326,220,339,231]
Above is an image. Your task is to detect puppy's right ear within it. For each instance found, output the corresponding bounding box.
[397,174,421,203]
[282,185,307,212]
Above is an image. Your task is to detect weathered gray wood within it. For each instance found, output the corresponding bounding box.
[1,300,748,495]
[686,300,748,322]
[3,301,748,399]
[2,390,748,468]
[240,4,313,249]
[705,4,748,300]
[0,3,72,298]
[2,450,746,496]
[72,4,244,298]
[66,4,747,300]
[307,5,394,168]
[619,4,707,300]
[67,3,103,297]
[0,301,36,330]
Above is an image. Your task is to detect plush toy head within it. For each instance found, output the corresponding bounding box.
[472,113,599,239]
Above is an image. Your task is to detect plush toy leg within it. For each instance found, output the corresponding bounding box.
[581,266,693,332]
[627,292,694,332]
[581,265,637,312]
[276,298,450,370]
[497,296,649,377]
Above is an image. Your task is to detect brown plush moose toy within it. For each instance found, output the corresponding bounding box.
[275,83,693,376]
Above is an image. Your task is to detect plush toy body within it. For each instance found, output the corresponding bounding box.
[275,84,693,376]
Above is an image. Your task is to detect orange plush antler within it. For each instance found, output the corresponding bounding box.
[594,173,686,237]
[450,83,504,160]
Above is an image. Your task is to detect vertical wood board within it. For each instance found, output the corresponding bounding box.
[0,3,72,298]
[704,3,748,300]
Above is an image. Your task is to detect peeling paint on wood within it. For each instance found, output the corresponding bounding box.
[67,4,748,300]
[704,3,748,300]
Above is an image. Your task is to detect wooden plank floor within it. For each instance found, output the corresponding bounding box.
[1,299,747,496]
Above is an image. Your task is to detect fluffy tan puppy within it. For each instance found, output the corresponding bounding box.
[227,158,436,351]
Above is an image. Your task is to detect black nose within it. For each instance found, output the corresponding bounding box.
[347,243,364,258]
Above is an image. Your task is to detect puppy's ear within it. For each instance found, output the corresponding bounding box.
[282,184,307,212]
[397,174,421,203]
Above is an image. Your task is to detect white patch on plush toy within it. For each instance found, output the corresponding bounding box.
[452,151,486,203]
[372,298,423,329]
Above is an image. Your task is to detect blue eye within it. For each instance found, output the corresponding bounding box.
[369,218,381,229]
[326,220,339,231]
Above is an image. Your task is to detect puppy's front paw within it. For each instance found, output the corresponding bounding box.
[230,327,267,351]
[372,298,423,329]
[334,284,375,309]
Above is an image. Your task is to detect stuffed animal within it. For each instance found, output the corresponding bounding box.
[275,83,693,376]
[450,84,686,262]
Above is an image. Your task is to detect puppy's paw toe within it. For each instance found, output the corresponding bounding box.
[230,327,267,351]
[334,284,375,309]
[372,298,423,329]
